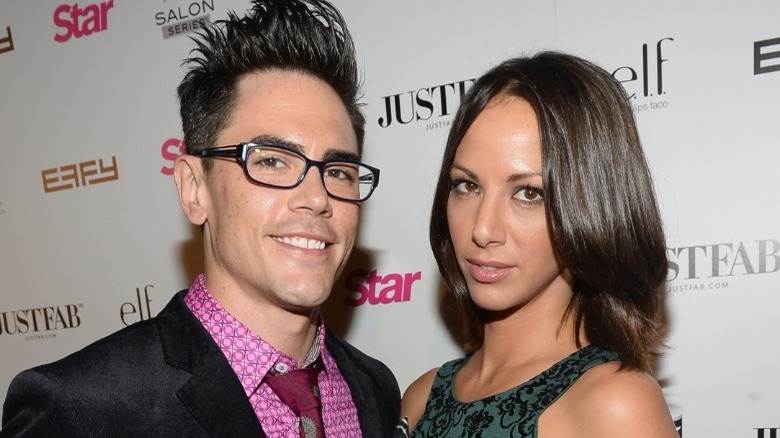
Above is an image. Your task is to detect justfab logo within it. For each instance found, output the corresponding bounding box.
[54,1,114,43]
[343,269,421,306]
[377,79,475,129]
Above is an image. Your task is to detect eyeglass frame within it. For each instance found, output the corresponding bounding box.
[189,142,381,202]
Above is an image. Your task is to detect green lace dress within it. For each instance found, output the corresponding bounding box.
[402,345,619,438]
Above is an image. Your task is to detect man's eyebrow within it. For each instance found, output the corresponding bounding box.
[247,135,304,154]
[323,149,360,162]
[247,134,361,162]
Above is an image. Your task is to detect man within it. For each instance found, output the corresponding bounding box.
[1,1,400,436]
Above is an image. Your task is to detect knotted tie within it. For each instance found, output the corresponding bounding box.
[265,363,325,438]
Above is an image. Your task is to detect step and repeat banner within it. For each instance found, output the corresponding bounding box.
[1,1,778,436]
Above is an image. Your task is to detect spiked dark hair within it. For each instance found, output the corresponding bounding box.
[177,0,364,165]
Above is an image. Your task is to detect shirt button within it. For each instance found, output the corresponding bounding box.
[274,363,289,374]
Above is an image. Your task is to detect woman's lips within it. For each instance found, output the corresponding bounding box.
[467,260,513,283]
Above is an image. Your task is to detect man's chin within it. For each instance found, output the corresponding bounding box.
[277,289,332,314]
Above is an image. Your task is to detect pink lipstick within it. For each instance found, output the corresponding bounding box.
[467,260,512,283]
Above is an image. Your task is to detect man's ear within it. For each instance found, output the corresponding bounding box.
[173,155,208,225]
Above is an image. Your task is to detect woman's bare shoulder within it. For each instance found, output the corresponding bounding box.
[400,368,439,432]
[572,363,678,437]
[546,362,678,438]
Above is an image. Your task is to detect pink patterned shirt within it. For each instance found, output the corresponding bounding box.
[184,274,362,437]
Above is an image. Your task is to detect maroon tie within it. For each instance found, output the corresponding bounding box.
[265,364,326,438]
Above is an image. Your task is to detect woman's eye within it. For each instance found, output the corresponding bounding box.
[452,180,479,194]
[516,186,543,203]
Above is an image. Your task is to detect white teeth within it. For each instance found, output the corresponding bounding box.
[274,236,326,250]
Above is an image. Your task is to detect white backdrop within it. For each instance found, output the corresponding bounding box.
[1,1,779,436]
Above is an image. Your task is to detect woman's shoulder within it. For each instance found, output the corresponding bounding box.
[573,362,665,409]
[544,362,678,437]
[399,367,440,432]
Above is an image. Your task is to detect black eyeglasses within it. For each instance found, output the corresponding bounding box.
[190,143,380,202]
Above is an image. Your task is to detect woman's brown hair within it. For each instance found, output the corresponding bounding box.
[430,51,668,372]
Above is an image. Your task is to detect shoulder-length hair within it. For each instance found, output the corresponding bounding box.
[430,51,668,372]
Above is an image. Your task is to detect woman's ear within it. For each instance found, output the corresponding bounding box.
[173,155,208,225]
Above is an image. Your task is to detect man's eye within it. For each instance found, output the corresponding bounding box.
[325,165,358,182]
[258,157,284,168]
[250,150,291,170]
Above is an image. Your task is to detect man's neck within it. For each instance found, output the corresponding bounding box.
[204,275,321,364]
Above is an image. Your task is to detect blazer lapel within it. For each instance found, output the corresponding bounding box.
[157,291,266,438]
[325,331,388,435]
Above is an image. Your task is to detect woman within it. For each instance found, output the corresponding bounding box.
[398,52,678,437]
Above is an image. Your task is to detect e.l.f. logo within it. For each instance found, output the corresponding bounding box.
[120,285,154,326]
[612,38,674,99]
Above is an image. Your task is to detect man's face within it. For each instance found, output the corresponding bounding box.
[193,70,360,314]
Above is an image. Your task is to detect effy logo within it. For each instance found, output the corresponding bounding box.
[0,304,83,340]
[160,137,185,176]
[155,0,214,40]
[54,1,114,43]
[611,37,674,113]
[343,269,421,306]
[0,26,14,54]
[754,36,780,75]
[41,156,119,193]
[377,78,475,130]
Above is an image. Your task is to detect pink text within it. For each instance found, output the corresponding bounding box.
[344,269,421,306]
[160,137,185,175]
[54,1,114,43]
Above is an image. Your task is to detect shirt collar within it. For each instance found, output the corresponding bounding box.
[184,273,332,380]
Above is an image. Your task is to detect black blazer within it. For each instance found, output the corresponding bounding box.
[1,291,400,437]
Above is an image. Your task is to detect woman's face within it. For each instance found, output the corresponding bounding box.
[447,95,571,313]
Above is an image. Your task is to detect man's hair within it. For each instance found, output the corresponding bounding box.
[430,51,668,373]
[177,0,364,166]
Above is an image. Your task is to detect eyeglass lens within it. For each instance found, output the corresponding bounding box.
[245,145,374,201]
